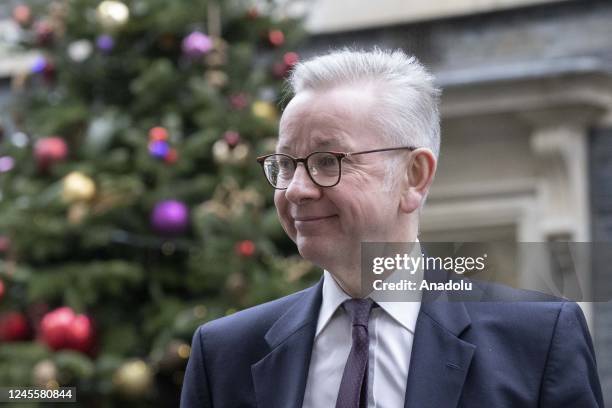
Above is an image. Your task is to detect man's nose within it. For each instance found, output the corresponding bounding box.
[285,163,322,204]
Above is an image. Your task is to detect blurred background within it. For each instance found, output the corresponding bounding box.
[0,0,611,406]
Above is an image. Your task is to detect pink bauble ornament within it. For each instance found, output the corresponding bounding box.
[223,131,240,148]
[34,137,67,171]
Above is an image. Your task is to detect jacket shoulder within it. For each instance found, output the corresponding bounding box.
[196,285,312,343]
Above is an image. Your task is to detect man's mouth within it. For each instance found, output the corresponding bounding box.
[294,215,336,222]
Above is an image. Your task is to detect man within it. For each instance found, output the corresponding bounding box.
[180,49,603,407]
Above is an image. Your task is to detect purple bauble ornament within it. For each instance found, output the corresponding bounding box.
[0,156,15,173]
[96,34,115,53]
[181,31,213,59]
[148,140,170,159]
[31,56,47,74]
[151,200,189,235]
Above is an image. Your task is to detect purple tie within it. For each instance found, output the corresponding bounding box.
[335,298,375,408]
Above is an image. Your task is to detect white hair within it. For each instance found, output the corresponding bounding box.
[287,47,441,160]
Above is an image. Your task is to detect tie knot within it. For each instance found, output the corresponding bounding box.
[343,298,374,327]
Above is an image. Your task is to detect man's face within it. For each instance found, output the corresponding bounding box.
[274,86,405,271]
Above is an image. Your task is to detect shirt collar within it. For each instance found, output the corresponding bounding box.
[375,298,420,334]
[316,270,351,337]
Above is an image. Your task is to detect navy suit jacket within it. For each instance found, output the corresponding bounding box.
[180,276,603,408]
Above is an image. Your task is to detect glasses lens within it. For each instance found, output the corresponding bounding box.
[263,155,295,188]
[308,152,340,187]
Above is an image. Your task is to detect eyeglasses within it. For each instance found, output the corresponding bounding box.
[256,146,417,190]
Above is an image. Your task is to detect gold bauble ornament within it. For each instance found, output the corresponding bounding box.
[197,199,229,219]
[158,340,191,372]
[225,272,247,298]
[193,305,207,319]
[229,143,250,164]
[205,37,228,67]
[252,101,277,122]
[212,140,250,165]
[68,202,89,225]
[212,139,230,163]
[32,359,58,388]
[204,70,228,88]
[62,172,96,203]
[96,0,130,30]
[113,359,153,398]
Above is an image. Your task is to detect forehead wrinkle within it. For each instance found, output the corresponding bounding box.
[278,115,352,154]
[278,87,378,153]
[277,127,350,154]
[276,133,348,154]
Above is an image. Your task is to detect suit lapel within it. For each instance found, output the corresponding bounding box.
[251,278,323,408]
[404,289,475,408]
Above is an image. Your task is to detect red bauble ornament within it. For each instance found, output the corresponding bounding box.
[164,148,178,164]
[229,93,249,110]
[39,307,94,353]
[235,240,256,257]
[34,137,68,171]
[12,4,32,28]
[67,314,94,353]
[149,126,169,142]
[42,60,56,83]
[34,20,54,47]
[246,7,259,19]
[0,235,9,252]
[0,311,30,341]
[272,52,299,78]
[272,62,289,78]
[39,306,74,350]
[283,52,299,67]
[268,30,285,47]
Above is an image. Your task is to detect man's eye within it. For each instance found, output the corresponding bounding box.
[317,156,336,167]
[278,158,292,169]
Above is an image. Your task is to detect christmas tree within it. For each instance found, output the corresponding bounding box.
[0,0,315,406]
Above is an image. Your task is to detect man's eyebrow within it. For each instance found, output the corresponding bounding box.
[276,135,350,153]
[314,138,345,150]
[276,144,291,153]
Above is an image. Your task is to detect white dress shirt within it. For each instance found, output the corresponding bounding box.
[302,268,422,408]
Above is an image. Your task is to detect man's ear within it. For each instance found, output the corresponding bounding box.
[399,148,437,214]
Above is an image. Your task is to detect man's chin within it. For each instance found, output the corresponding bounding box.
[296,237,335,266]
